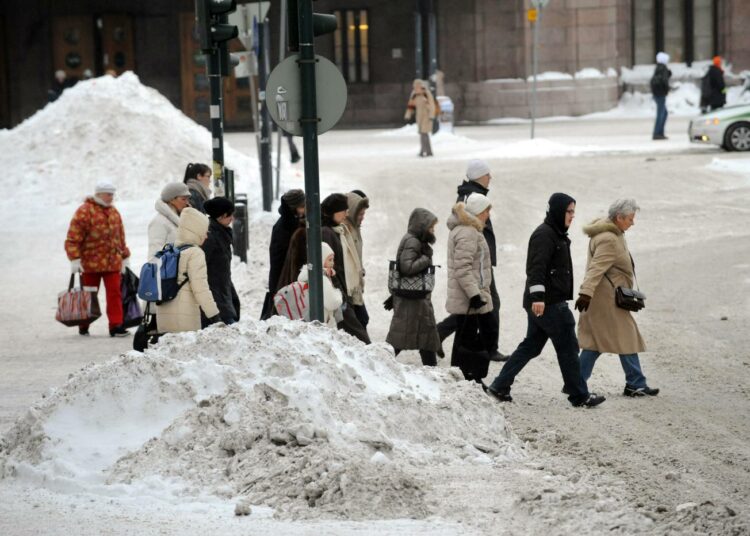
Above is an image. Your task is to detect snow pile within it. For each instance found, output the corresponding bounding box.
[707,158,750,185]
[0,317,523,519]
[0,72,258,205]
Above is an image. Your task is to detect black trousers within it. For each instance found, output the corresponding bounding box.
[449,312,498,381]
[438,273,500,345]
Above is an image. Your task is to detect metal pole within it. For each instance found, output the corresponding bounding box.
[258,19,273,211]
[531,9,539,140]
[207,48,225,194]
[298,0,324,322]
[414,1,423,79]
[275,0,288,200]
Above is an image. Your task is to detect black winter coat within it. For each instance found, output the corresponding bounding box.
[706,65,726,109]
[456,180,497,266]
[523,194,575,309]
[268,199,303,293]
[650,64,671,97]
[202,218,240,324]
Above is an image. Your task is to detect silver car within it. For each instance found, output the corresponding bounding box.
[689,103,750,151]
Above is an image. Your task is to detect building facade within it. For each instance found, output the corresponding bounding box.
[1,0,748,130]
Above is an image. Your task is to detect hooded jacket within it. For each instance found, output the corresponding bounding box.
[147,199,180,259]
[577,218,646,354]
[268,197,304,293]
[446,202,493,315]
[523,193,576,308]
[456,180,497,266]
[341,192,369,304]
[65,196,131,272]
[386,208,441,352]
[156,208,219,333]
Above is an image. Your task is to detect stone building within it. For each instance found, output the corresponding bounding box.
[1,0,748,129]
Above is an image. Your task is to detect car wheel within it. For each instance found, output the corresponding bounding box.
[725,122,750,152]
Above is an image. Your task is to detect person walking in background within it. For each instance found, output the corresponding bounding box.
[700,56,726,113]
[148,182,191,258]
[48,70,71,102]
[65,181,132,337]
[342,190,370,328]
[486,193,605,407]
[321,193,370,344]
[183,163,212,213]
[575,199,659,398]
[438,160,506,360]
[283,131,301,164]
[262,189,306,319]
[385,208,442,367]
[297,242,343,328]
[404,79,435,157]
[202,197,240,326]
[650,52,672,140]
[446,193,502,382]
[156,207,222,333]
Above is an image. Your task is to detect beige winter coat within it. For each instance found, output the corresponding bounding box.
[577,218,646,354]
[405,80,435,135]
[445,202,493,315]
[147,199,179,258]
[341,192,369,305]
[156,208,219,333]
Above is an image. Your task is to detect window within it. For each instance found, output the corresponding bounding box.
[632,0,716,65]
[334,9,370,83]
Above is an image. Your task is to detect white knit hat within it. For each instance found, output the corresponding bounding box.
[321,241,335,263]
[656,52,670,65]
[466,159,491,181]
[95,180,117,194]
[465,192,491,216]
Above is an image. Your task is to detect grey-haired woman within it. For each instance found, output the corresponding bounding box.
[574,199,659,397]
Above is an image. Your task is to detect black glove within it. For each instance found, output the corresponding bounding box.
[574,294,591,312]
[206,314,222,325]
[383,295,394,311]
[469,295,486,310]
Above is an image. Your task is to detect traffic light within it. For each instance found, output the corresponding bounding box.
[196,0,238,53]
[287,0,338,52]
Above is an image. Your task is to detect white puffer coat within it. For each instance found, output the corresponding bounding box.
[147,199,180,258]
[156,208,220,333]
[445,202,493,315]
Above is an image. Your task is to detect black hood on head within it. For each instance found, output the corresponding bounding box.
[544,192,576,234]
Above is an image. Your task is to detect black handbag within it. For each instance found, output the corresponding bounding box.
[604,254,645,312]
[387,260,436,299]
[133,302,160,352]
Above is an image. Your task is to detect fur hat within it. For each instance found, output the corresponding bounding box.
[160,182,190,202]
[95,181,117,194]
[656,52,670,65]
[465,192,491,216]
[321,193,349,215]
[282,189,305,208]
[204,196,235,219]
[466,159,491,181]
[321,241,334,263]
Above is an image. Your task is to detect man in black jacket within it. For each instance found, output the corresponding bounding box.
[437,159,506,361]
[262,189,305,319]
[487,193,605,407]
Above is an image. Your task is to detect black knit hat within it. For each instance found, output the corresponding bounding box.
[282,189,305,208]
[204,196,235,219]
[321,193,349,215]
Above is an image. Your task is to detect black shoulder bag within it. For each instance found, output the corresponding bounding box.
[603,254,646,312]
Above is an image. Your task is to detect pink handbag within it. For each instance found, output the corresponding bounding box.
[55,274,102,327]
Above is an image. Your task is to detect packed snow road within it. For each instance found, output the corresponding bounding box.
[1,115,749,535]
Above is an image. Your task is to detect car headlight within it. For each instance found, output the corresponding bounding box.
[705,118,720,126]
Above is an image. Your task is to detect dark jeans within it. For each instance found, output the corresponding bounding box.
[394,348,437,367]
[489,303,589,405]
[438,274,500,346]
[653,95,668,137]
[352,303,369,328]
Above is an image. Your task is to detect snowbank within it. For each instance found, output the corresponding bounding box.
[0,72,259,206]
[0,317,523,519]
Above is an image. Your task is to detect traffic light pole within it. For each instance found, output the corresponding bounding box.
[297,0,324,323]
[258,19,273,212]
[208,48,226,195]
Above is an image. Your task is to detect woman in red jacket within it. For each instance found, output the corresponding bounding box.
[65,181,131,337]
